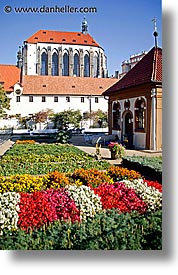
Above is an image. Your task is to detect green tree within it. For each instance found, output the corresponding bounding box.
[51,109,82,130]
[0,85,10,117]
[83,109,108,128]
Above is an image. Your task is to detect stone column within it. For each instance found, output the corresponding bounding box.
[79,49,84,77]
[47,46,52,76]
[151,88,157,150]
[69,47,73,76]
[89,48,94,78]
[98,50,102,78]
[108,99,113,134]
[36,46,41,75]
[58,47,62,76]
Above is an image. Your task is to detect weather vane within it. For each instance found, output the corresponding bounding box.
[152,17,159,47]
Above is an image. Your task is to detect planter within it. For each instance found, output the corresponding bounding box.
[111,151,119,160]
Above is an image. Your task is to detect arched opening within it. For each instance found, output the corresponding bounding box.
[84,54,90,77]
[41,52,48,75]
[74,53,80,76]
[52,52,59,76]
[135,98,146,130]
[123,111,133,149]
[112,102,121,130]
[62,52,69,76]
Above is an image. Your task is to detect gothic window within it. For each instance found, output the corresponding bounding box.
[52,52,59,76]
[41,52,48,75]
[74,53,80,76]
[94,54,99,77]
[135,98,146,130]
[84,54,90,77]
[63,53,69,76]
[113,102,121,130]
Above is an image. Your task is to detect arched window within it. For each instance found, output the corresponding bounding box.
[52,52,58,76]
[113,102,121,130]
[135,98,146,130]
[94,54,99,77]
[74,53,80,76]
[84,54,90,77]
[62,53,69,76]
[41,52,48,75]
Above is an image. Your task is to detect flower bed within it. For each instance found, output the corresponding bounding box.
[0,143,110,175]
[0,179,162,236]
[0,143,162,249]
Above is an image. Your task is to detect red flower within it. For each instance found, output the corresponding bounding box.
[92,182,147,213]
[17,189,80,232]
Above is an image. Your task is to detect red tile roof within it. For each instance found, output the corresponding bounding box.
[25,30,101,48]
[22,75,117,96]
[103,47,162,96]
[0,65,21,92]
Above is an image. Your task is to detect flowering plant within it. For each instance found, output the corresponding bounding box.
[108,142,126,159]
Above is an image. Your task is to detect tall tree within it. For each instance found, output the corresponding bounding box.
[0,85,10,117]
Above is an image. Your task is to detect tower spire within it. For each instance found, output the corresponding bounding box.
[17,46,23,68]
[152,17,159,48]
[81,16,88,34]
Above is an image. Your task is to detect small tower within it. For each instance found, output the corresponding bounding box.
[17,46,23,68]
[152,17,159,47]
[82,16,88,34]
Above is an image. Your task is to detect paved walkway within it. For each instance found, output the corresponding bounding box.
[0,137,162,166]
[0,140,14,157]
[69,135,162,165]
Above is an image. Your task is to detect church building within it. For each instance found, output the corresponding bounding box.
[0,18,117,121]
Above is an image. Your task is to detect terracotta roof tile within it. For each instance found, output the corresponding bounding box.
[103,47,162,96]
[26,30,100,48]
[0,65,21,92]
[22,75,117,96]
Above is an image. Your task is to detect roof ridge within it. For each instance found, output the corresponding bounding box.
[151,47,158,81]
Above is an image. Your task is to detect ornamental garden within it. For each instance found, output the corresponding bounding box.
[0,141,162,250]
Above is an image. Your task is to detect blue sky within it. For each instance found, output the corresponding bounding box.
[0,0,162,76]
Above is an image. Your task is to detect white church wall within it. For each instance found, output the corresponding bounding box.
[7,94,108,117]
[26,44,37,75]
